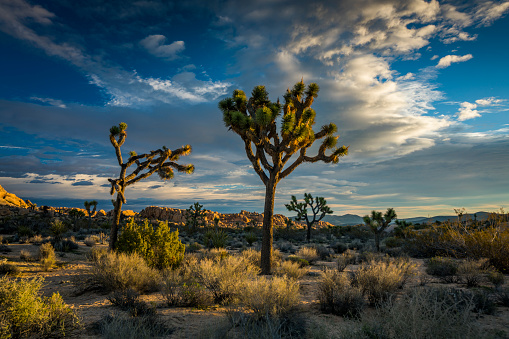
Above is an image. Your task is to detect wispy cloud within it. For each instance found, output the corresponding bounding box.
[139,35,185,60]
[436,54,473,68]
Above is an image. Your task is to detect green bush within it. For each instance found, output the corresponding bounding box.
[425,256,459,283]
[317,269,365,318]
[287,255,309,267]
[89,251,160,293]
[38,242,56,271]
[0,276,79,338]
[49,219,67,242]
[204,229,229,249]
[117,219,185,270]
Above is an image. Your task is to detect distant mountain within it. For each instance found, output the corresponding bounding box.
[323,214,364,226]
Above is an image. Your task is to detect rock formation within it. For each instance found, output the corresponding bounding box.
[0,184,28,208]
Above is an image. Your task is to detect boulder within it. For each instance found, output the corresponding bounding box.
[0,185,28,208]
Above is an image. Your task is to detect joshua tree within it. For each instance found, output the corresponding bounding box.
[285,193,333,242]
[363,208,397,252]
[393,219,413,238]
[68,208,86,231]
[184,202,207,230]
[84,200,98,229]
[219,80,348,274]
[108,122,194,250]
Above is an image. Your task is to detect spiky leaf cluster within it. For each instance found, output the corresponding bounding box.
[286,193,333,224]
[219,81,347,186]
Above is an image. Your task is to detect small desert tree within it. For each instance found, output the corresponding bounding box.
[108,122,194,250]
[184,202,207,230]
[285,193,333,242]
[219,81,348,274]
[363,208,397,252]
[84,200,98,229]
[68,208,85,231]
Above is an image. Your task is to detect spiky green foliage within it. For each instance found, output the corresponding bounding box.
[363,208,397,252]
[219,81,348,274]
[108,122,194,250]
[285,193,333,242]
[84,200,98,229]
[117,219,185,270]
[184,202,207,230]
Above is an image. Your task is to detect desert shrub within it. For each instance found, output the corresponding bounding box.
[287,255,309,267]
[495,288,509,307]
[0,260,20,276]
[203,248,230,260]
[296,246,319,264]
[352,259,415,305]
[244,231,257,246]
[162,268,212,308]
[53,237,79,252]
[237,275,300,319]
[49,219,67,242]
[99,312,172,339]
[457,258,488,287]
[0,276,80,338]
[38,242,56,271]
[28,235,44,245]
[426,256,459,283]
[107,289,156,317]
[273,260,310,280]
[240,248,282,269]
[471,289,497,315]
[487,270,505,289]
[186,241,202,252]
[317,269,365,318]
[336,249,357,272]
[19,250,32,262]
[84,235,100,247]
[194,255,259,304]
[87,246,108,262]
[384,236,404,248]
[311,244,333,260]
[331,241,348,254]
[358,251,385,263]
[341,287,484,339]
[408,223,509,273]
[204,229,229,249]
[89,251,160,293]
[117,219,185,270]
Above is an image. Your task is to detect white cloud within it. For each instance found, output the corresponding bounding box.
[436,54,473,68]
[474,1,509,26]
[139,35,185,59]
[30,97,67,108]
[475,97,504,106]
[457,102,480,121]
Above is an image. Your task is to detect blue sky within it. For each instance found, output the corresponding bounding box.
[0,0,508,218]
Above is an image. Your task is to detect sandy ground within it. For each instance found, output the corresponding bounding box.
[1,241,509,338]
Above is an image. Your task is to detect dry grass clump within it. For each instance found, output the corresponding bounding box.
[99,312,173,339]
[38,242,56,271]
[162,267,212,308]
[352,258,415,305]
[240,248,283,268]
[317,269,365,318]
[336,249,357,272]
[84,235,100,247]
[194,255,259,304]
[273,260,310,280]
[457,258,488,287]
[107,289,156,317]
[0,276,80,338]
[0,259,20,276]
[296,246,320,264]
[89,251,160,293]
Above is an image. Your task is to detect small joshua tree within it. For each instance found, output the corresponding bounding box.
[363,208,397,252]
[68,208,86,231]
[84,200,98,229]
[108,122,194,250]
[219,80,348,274]
[184,202,207,230]
[285,193,333,242]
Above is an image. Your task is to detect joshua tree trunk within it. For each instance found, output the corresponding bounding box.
[375,231,380,252]
[306,222,312,243]
[109,194,123,250]
[261,177,277,275]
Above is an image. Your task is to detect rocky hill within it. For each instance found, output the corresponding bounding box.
[0,184,28,208]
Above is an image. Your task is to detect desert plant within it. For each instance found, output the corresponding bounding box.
[184,202,207,230]
[19,250,32,262]
[426,256,459,283]
[107,289,156,317]
[0,276,80,338]
[273,260,310,280]
[84,234,100,247]
[53,237,79,252]
[296,246,320,264]
[287,255,310,267]
[318,269,365,318]
[285,193,333,242]
[457,258,488,287]
[89,251,160,293]
[49,219,67,243]
[194,255,259,304]
[0,259,20,276]
[204,229,229,249]
[219,81,348,274]
[363,208,397,252]
[487,270,505,289]
[117,219,185,270]
[38,242,56,271]
[108,122,194,250]
[68,208,86,231]
[84,200,98,229]
[353,259,415,305]
[244,231,257,246]
[162,268,212,308]
[99,312,172,339]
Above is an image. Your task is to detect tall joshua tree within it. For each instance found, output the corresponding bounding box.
[219,80,348,274]
[285,193,333,242]
[84,200,98,229]
[363,208,397,252]
[108,122,194,250]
